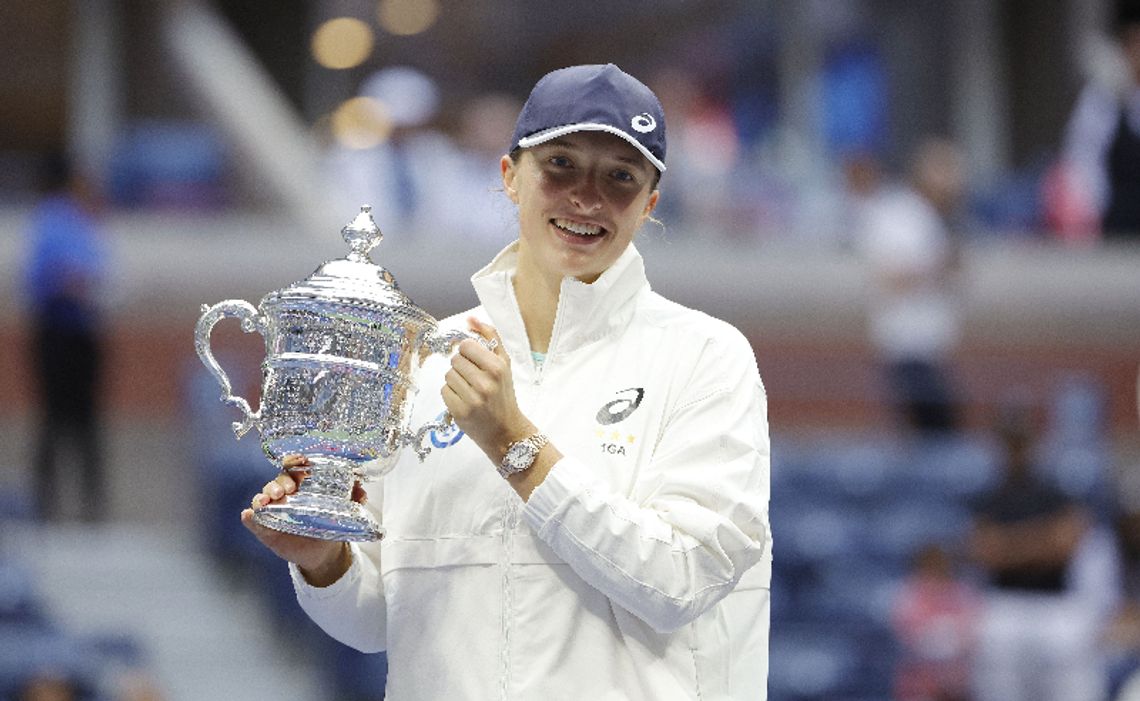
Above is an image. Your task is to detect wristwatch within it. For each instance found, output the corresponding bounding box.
[498,433,549,479]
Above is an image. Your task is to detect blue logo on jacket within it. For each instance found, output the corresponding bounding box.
[430,411,465,448]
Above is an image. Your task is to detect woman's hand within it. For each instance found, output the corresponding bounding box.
[240,454,359,586]
[441,318,537,464]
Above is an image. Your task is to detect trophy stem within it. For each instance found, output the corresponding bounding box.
[252,456,383,542]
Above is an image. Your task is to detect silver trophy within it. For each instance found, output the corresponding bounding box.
[195,205,474,541]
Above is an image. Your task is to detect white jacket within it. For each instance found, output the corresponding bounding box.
[291,242,772,700]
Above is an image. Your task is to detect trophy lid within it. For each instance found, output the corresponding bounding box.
[266,205,429,318]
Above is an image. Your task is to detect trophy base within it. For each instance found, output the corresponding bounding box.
[253,493,383,542]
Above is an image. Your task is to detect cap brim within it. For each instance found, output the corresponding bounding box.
[516,123,666,172]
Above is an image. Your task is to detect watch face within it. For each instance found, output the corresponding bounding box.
[505,442,534,472]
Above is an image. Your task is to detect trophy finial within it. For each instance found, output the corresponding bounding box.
[342,205,383,261]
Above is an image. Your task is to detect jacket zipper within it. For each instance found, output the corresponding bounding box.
[532,353,545,385]
[498,493,521,700]
[532,284,571,387]
[500,281,562,696]
[498,492,516,700]
[502,330,553,697]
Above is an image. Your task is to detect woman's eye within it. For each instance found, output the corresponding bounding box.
[549,156,572,168]
[612,169,635,183]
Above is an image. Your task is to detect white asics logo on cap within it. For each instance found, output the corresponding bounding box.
[631,113,656,133]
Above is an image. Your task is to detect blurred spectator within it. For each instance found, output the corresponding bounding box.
[891,543,980,701]
[325,66,463,236]
[1059,0,1140,240]
[650,66,746,237]
[855,137,964,433]
[23,153,111,523]
[967,410,1107,701]
[107,121,229,210]
[839,148,885,249]
[1106,599,1140,699]
[1102,365,1140,699]
[436,92,524,243]
[111,669,166,701]
[17,672,82,701]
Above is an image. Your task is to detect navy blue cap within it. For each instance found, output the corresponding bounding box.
[510,64,666,172]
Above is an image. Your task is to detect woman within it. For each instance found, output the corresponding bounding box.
[243,63,772,700]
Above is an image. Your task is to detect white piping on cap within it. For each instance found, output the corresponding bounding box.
[516,122,666,172]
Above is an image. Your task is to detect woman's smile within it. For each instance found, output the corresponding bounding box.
[551,217,609,244]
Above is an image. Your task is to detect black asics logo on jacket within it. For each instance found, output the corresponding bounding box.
[596,388,645,425]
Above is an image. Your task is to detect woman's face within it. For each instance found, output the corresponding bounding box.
[501,131,659,284]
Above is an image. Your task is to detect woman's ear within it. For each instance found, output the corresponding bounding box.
[501,155,519,204]
[640,189,660,221]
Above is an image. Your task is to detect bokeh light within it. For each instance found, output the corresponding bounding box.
[377,0,440,36]
[330,96,393,149]
[311,17,374,69]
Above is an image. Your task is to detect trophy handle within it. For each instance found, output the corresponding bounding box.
[194,300,266,438]
[425,328,473,355]
[407,329,498,461]
[425,328,499,355]
[408,419,449,462]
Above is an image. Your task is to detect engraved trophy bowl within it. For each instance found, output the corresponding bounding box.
[194,205,474,542]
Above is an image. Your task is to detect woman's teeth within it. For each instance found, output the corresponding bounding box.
[553,219,604,236]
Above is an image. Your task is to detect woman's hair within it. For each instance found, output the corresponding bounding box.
[507,148,662,192]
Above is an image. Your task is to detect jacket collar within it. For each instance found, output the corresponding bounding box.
[470,241,649,361]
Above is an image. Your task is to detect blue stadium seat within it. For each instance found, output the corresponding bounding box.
[0,560,48,626]
[0,487,35,522]
[333,643,389,701]
[769,623,861,698]
[775,432,909,506]
[774,502,874,568]
[0,623,98,700]
[901,432,1000,501]
[770,621,893,700]
[864,495,971,564]
[1039,439,1114,511]
[795,555,905,629]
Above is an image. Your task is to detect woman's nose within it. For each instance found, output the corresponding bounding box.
[570,176,603,211]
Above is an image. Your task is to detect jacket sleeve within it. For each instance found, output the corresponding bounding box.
[521,330,771,634]
[288,497,388,652]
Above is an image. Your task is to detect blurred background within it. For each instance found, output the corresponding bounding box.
[1,0,1139,699]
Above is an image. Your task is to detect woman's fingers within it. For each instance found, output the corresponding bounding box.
[281,455,311,481]
[261,477,289,502]
[241,455,360,575]
[250,455,311,508]
[449,353,500,396]
[282,454,309,470]
[251,456,366,508]
[458,337,506,370]
[467,317,507,358]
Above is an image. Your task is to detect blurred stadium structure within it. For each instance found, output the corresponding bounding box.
[0,1,1138,700]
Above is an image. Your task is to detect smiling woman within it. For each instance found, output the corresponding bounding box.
[243,63,774,701]
[504,131,660,288]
